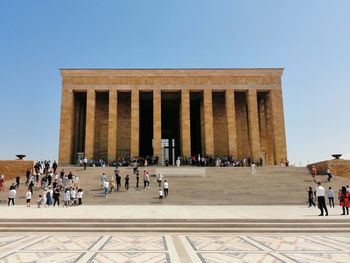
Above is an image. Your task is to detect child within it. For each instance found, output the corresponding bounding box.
[25,190,32,207]
[37,194,43,208]
[159,188,164,203]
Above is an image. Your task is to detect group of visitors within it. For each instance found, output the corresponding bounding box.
[308,182,350,216]
[2,160,84,208]
[98,167,169,203]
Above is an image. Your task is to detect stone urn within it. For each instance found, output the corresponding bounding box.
[331,154,342,160]
[16,154,26,160]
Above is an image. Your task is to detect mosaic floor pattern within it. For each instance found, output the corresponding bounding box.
[0,234,350,262]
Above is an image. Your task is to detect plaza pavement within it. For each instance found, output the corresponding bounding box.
[0,205,347,220]
[1,167,350,262]
[1,205,350,262]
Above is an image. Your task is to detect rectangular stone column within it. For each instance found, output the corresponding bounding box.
[181,89,191,157]
[130,88,139,157]
[203,89,214,155]
[225,89,238,158]
[85,89,96,160]
[270,88,287,164]
[107,89,117,162]
[58,88,74,165]
[153,89,161,160]
[247,89,261,162]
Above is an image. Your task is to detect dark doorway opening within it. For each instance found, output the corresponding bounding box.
[190,92,202,156]
[161,92,181,163]
[73,92,86,164]
[139,92,154,157]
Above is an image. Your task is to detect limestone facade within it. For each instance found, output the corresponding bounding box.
[58,69,287,165]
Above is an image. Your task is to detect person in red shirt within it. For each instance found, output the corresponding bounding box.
[339,186,349,215]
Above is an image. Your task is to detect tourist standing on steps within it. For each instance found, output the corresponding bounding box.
[52,160,58,174]
[327,167,332,182]
[156,172,163,187]
[163,180,169,198]
[8,187,16,206]
[159,188,164,203]
[83,157,88,170]
[307,186,316,207]
[136,170,140,188]
[125,174,129,191]
[327,187,335,208]
[116,173,121,191]
[250,162,256,176]
[339,186,349,215]
[77,188,84,205]
[53,188,60,207]
[316,182,328,216]
[143,170,150,190]
[109,177,116,192]
[15,175,20,188]
[103,180,109,197]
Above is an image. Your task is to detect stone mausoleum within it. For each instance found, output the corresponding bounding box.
[58,69,287,165]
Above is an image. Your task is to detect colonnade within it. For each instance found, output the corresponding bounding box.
[59,88,286,165]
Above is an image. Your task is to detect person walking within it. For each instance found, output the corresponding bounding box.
[25,189,32,207]
[163,180,169,198]
[327,167,333,182]
[77,188,84,205]
[143,170,150,190]
[125,174,130,191]
[327,187,335,208]
[64,188,71,207]
[159,188,164,203]
[307,186,316,207]
[250,162,256,176]
[316,182,328,216]
[156,172,163,187]
[103,180,109,197]
[83,157,88,170]
[116,173,121,191]
[339,186,349,215]
[8,188,16,206]
[53,188,60,207]
[136,170,140,188]
[15,175,20,188]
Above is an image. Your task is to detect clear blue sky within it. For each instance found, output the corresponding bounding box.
[0,1,349,165]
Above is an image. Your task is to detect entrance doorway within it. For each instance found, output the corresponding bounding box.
[161,92,180,162]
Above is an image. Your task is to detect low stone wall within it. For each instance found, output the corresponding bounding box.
[308,160,350,178]
[0,160,34,180]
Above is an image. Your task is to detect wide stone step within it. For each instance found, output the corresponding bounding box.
[1,219,350,232]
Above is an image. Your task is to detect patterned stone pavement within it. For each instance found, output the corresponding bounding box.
[1,233,350,263]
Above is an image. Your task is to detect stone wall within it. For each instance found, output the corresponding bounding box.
[308,160,350,178]
[0,160,34,180]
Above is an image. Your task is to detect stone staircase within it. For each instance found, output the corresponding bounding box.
[2,165,350,206]
[1,218,350,233]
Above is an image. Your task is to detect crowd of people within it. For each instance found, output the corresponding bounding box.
[1,160,84,208]
[81,154,287,168]
[98,167,170,203]
[307,167,349,216]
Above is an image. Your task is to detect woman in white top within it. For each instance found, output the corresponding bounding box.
[76,189,84,206]
[25,190,32,207]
